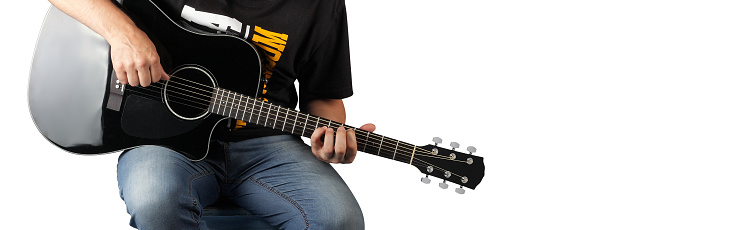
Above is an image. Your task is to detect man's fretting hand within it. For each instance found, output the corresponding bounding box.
[310,124,376,164]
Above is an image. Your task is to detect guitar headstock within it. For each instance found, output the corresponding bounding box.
[412,138,485,193]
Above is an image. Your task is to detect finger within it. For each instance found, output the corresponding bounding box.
[359,123,376,132]
[333,127,347,163]
[136,63,151,87]
[310,126,326,151]
[161,68,170,81]
[149,55,169,82]
[344,128,357,163]
[149,62,162,83]
[115,70,128,86]
[322,127,335,161]
[126,66,139,87]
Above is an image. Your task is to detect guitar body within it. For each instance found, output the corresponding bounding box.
[29,0,261,160]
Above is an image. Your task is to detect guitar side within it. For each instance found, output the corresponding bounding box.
[29,6,118,155]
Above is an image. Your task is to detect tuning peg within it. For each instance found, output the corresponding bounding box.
[439,180,449,189]
[467,146,477,155]
[450,142,460,150]
[421,175,431,184]
[432,137,443,146]
[455,186,466,194]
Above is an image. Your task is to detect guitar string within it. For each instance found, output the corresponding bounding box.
[163,76,474,182]
[211,89,441,157]
[204,86,446,162]
[212,89,467,163]
[154,76,439,161]
[221,96,458,163]
[124,82,213,111]
[165,80,457,163]
[124,87,207,111]
[160,80,462,164]
[126,78,463,163]
[124,81,470,181]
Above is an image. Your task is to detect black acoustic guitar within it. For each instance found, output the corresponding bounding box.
[29,0,485,192]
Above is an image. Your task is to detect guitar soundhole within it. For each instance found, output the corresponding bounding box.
[163,65,217,120]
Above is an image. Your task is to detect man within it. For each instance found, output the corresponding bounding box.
[48,0,374,229]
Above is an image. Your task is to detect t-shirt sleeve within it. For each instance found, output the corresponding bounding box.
[297,5,353,101]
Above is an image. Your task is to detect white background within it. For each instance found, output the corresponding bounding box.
[3,0,754,229]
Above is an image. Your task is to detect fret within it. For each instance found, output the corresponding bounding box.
[254,100,261,122]
[267,104,274,128]
[302,114,309,136]
[272,105,280,129]
[211,89,218,114]
[409,145,417,165]
[254,98,261,125]
[262,103,272,127]
[392,141,399,160]
[231,92,238,116]
[288,109,294,132]
[304,116,324,137]
[223,91,230,117]
[362,132,370,152]
[215,89,223,115]
[221,89,229,116]
[232,92,240,119]
[216,89,225,115]
[227,90,232,116]
[241,95,248,121]
[246,96,253,122]
[377,136,384,156]
[231,93,243,119]
[280,108,290,132]
[291,111,298,134]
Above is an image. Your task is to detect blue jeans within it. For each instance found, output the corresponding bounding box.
[116,135,364,229]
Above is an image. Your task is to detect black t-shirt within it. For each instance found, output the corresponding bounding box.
[152,0,353,140]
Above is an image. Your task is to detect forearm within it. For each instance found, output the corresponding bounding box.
[49,0,141,44]
[305,99,346,124]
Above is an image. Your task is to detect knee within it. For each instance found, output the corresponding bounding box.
[121,179,196,217]
[120,175,204,228]
[312,200,364,230]
[116,147,206,227]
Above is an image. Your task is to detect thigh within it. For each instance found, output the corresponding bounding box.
[224,135,364,230]
[117,145,222,229]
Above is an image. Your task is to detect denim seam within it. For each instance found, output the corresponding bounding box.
[244,176,310,230]
[223,141,231,184]
[188,170,215,229]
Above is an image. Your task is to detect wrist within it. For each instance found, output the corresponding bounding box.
[102,18,142,45]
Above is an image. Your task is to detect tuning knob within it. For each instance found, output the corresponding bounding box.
[455,186,466,194]
[421,175,431,184]
[439,180,449,189]
[450,142,460,150]
[432,137,443,146]
[467,146,477,155]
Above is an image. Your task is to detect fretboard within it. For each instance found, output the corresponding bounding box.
[210,88,419,165]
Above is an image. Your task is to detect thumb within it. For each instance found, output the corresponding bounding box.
[161,70,170,81]
[359,123,376,132]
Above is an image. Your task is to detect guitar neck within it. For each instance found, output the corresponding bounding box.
[209,88,419,165]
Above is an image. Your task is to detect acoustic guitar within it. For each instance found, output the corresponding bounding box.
[28,0,485,192]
